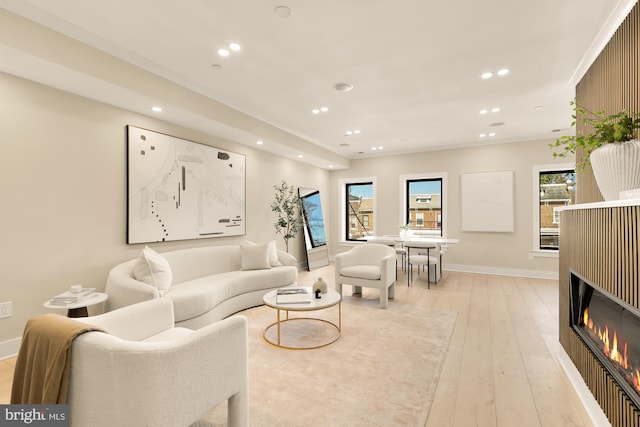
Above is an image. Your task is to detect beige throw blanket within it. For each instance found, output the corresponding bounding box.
[10,313,103,404]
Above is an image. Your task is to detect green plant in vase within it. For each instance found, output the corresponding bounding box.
[271,180,303,252]
[549,100,640,171]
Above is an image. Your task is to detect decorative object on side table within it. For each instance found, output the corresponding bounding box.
[550,101,640,200]
[312,277,328,298]
[271,180,303,252]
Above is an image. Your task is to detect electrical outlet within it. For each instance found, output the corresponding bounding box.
[0,301,12,319]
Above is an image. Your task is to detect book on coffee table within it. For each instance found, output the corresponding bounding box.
[48,287,97,305]
[276,287,311,304]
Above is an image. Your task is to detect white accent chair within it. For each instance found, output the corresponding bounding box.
[69,298,249,427]
[367,237,400,278]
[334,244,397,308]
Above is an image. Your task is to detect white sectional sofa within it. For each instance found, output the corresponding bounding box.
[105,242,297,329]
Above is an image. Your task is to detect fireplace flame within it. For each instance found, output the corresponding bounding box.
[582,306,632,387]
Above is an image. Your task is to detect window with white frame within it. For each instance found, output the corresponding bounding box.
[400,172,448,237]
[532,164,576,252]
[341,178,376,242]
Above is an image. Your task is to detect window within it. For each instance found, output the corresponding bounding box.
[400,172,447,238]
[341,179,376,242]
[405,177,443,236]
[553,207,561,224]
[532,164,576,253]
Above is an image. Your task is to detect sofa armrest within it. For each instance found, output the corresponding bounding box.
[77,299,174,341]
[277,249,297,266]
[70,315,249,427]
[105,260,159,310]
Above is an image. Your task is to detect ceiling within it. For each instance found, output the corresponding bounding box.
[0,0,636,169]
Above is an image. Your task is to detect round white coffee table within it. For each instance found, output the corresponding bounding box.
[262,288,341,350]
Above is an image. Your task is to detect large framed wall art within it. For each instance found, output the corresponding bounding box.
[460,170,514,232]
[127,126,246,244]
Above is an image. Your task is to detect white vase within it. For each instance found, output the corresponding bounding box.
[312,277,327,295]
[590,140,640,201]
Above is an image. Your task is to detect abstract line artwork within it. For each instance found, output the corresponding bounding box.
[127,126,245,244]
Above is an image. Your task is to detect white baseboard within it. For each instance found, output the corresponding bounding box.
[444,263,559,280]
[0,337,21,360]
[557,347,612,427]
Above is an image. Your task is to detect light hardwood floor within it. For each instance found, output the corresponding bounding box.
[0,265,593,426]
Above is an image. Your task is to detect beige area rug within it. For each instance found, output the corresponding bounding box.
[194,295,457,427]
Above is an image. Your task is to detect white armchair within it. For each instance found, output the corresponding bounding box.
[69,298,249,427]
[334,244,397,308]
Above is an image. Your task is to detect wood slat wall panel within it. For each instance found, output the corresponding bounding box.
[575,2,640,203]
[560,206,640,426]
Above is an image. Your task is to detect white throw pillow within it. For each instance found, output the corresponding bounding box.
[132,246,173,294]
[240,242,272,270]
[243,240,282,267]
[267,240,283,267]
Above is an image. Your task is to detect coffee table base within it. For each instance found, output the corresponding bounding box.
[263,305,341,350]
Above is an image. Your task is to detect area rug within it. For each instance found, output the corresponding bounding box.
[193,296,457,427]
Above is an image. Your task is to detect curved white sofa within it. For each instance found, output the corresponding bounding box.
[105,244,298,329]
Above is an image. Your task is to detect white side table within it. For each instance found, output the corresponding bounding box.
[44,292,109,318]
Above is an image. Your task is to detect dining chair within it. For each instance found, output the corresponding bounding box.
[405,241,440,288]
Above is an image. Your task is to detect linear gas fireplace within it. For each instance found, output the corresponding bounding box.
[570,270,640,409]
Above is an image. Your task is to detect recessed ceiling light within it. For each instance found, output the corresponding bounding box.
[378,146,383,150]
[345,131,353,136]
[329,165,334,168]
[334,82,354,92]
[274,5,291,18]
[491,107,500,113]
[489,132,496,136]
[481,72,493,79]
[479,109,488,115]
[371,147,377,150]
[152,106,162,112]
[480,133,487,138]
[497,68,510,76]
[229,42,241,51]
[297,154,304,158]
[217,48,230,57]
[354,130,361,134]
[320,106,329,112]
[312,109,320,114]
[256,140,263,145]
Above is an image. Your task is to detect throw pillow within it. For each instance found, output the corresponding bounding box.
[243,240,283,267]
[267,240,283,267]
[240,242,272,270]
[132,246,173,294]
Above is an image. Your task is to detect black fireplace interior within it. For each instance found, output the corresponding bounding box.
[570,271,640,409]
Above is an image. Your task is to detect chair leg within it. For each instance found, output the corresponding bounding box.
[380,288,388,309]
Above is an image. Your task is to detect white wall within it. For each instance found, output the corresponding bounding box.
[0,71,330,343]
[329,140,570,278]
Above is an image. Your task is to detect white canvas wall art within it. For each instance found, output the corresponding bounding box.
[127,126,245,243]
